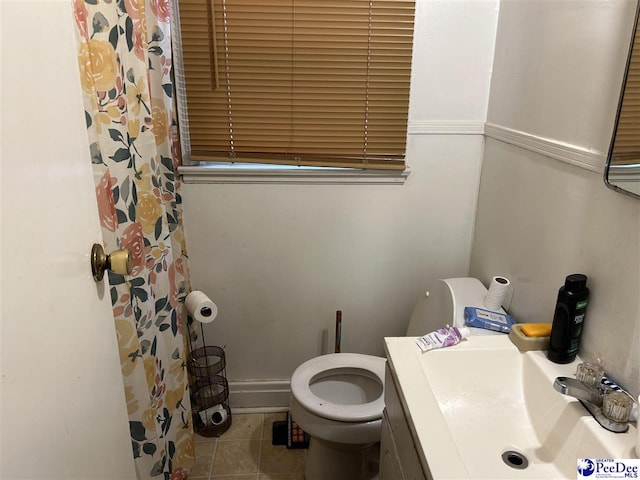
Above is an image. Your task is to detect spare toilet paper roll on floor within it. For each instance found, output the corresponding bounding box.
[198,404,228,427]
[186,290,218,323]
[483,276,511,311]
[210,404,228,426]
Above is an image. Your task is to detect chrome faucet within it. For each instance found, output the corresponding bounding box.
[554,376,604,406]
[553,375,634,433]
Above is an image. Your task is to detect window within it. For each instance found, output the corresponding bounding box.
[173,0,415,172]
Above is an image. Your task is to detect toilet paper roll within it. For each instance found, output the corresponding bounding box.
[483,276,511,311]
[198,404,228,427]
[185,290,218,324]
[210,404,228,426]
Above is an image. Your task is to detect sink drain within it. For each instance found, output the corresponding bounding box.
[502,450,529,470]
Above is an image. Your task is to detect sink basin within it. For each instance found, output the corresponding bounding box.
[384,335,637,479]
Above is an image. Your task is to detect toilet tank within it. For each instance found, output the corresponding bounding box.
[405,277,505,336]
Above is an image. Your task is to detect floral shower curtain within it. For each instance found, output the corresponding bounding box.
[73,0,195,478]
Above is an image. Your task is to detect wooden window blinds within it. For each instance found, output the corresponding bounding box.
[175,0,415,170]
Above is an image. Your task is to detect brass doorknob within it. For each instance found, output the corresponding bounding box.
[91,244,133,281]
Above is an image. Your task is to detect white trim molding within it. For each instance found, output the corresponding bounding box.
[178,121,606,183]
[484,123,607,174]
[179,164,411,185]
[408,120,485,136]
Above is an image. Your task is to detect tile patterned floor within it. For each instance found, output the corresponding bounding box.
[189,412,306,480]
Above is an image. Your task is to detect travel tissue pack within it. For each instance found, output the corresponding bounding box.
[464,306,516,333]
[416,326,470,353]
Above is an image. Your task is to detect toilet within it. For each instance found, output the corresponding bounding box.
[289,277,505,480]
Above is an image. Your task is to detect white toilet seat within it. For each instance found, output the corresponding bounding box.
[291,353,385,422]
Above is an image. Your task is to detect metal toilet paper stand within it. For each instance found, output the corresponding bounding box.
[187,316,232,437]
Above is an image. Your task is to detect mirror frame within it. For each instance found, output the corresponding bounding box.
[604,0,640,200]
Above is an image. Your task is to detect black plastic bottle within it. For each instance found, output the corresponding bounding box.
[547,274,590,364]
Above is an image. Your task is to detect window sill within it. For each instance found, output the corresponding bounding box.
[178,163,411,185]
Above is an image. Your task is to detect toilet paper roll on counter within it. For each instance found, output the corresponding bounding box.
[483,276,511,311]
[186,290,218,323]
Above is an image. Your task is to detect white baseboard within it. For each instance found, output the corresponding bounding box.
[228,380,291,410]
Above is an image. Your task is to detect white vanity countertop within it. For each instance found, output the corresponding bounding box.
[384,335,472,479]
[384,335,638,480]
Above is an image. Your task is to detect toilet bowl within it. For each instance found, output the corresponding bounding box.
[291,353,385,443]
[290,353,385,480]
[289,277,505,480]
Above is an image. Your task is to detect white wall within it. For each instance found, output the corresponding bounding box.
[409,0,498,122]
[185,135,484,370]
[181,0,499,402]
[471,0,640,397]
[486,0,633,151]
